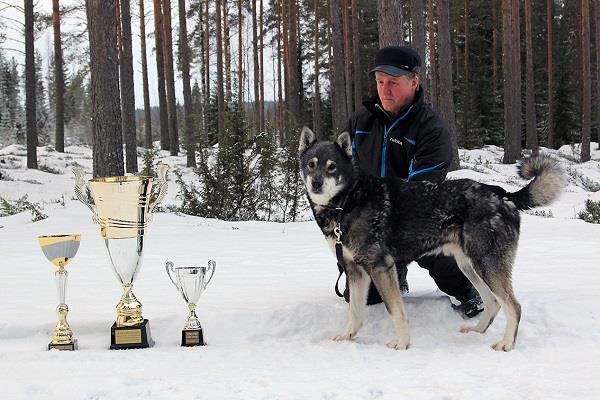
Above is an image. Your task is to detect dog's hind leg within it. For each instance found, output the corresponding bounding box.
[330,262,370,342]
[479,264,521,352]
[454,246,521,351]
[370,262,410,350]
[448,247,501,335]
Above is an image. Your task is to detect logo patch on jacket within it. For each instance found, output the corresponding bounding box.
[389,137,403,146]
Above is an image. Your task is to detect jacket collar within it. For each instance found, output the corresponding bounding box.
[363,85,424,124]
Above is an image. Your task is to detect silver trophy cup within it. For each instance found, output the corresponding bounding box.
[166,260,215,346]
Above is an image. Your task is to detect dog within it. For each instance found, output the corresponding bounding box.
[298,127,565,351]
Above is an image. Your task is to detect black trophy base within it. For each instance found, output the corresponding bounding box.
[48,338,78,351]
[182,329,205,346]
[110,319,154,350]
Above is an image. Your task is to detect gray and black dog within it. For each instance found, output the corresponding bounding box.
[298,127,565,351]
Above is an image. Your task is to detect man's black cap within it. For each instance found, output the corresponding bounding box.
[370,46,421,77]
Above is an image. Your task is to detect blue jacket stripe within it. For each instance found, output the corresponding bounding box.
[407,161,446,181]
[404,137,416,145]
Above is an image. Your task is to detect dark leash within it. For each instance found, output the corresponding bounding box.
[312,185,355,299]
[333,206,347,298]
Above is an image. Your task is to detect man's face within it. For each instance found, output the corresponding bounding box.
[375,71,419,117]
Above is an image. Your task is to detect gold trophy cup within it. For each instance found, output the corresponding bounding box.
[73,164,168,349]
[39,234,81,351]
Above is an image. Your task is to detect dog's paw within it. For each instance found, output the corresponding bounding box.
[491,340,514,352]
[385,339,409,350]
[330,332,355,341]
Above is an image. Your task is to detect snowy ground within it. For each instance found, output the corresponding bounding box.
[1,143,600,399]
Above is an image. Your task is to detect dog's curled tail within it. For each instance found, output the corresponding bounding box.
[506,155,566,210]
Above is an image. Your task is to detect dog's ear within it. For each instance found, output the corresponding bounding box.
[298,126,317,155]
[335,132,353,158]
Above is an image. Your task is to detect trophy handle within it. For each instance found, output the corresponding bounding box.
[72,167,97,218]
[149,163,169,214]
[204,260,216,289]
[165,261,178,289]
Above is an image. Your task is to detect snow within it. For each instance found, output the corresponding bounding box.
[1,143,600,399]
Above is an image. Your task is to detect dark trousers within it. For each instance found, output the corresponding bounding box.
[343,254,474,305]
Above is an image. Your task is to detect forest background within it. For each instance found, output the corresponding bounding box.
[0,0,599,221]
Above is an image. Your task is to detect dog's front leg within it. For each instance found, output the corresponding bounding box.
[370,264,410,350]
[331,263,370,342]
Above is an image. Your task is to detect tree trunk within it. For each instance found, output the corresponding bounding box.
[259,0,265,133]
[410,0,426,92]
[203,0,210,140]
[119,0,138,173]
[581,0,591,162]
[86,0,124,177]
[351,0,362,110]
[277,2,284,143]
[140,0,152,149]
[436,0,458,170]
[25,0,38,169]
[492,0,498,94]
[178,0,196,167]
[596,0,600,146]
[238,0,244,105]
[287,0,301,127]
[502,0,522,164]
[427,0,438,108]
[153,0,169,150]
[524,0,539,154]
[281,0,290,137]
[378,0,403,47]
[343,1,353,114]
[313,0,321,139]
[216,0,226,142]
[162,0,179,155]
[329,0,347,134]
[464,0,470,140]
[547,0,554,148]
[224,0,232,102]
[52,0,65,153]
[252,0,261,132]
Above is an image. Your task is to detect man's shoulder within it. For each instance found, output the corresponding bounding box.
[412,103,449,136]
[348,106,379,133]
[349,105,374,122]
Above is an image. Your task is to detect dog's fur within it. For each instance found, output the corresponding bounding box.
[298,127,565,351]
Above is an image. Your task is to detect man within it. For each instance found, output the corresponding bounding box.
[340,46,483,318]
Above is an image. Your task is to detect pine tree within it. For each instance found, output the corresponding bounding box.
[86,0,124,177]
[25,0,38,169]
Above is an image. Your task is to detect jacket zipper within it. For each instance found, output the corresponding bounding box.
[379,104,414,177]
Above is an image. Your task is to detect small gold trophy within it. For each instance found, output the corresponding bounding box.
[38,234,81,351]
[73,165,168,349]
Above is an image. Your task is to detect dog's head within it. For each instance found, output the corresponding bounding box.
[298,127,354,206]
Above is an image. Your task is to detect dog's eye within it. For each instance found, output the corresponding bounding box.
[308,161,316,169]
[327,163,337,172]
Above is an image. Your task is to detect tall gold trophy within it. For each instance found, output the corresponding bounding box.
[38,234,81,351]
[73,165,168,349]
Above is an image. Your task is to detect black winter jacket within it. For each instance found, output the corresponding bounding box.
[347,86,453,182]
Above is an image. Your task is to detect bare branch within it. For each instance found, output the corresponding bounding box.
[0,46,25,55]
[0,1,23,12]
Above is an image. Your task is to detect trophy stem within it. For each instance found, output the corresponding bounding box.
[51,268,74,345]
[55,268,67,304]
[184,303,202,330]
[116,283,144,327]
[52,303,74,345]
